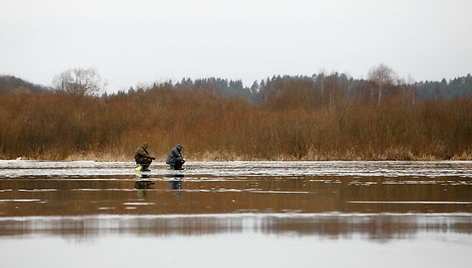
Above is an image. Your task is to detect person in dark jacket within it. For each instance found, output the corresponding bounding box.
[135,142,155,171]
[166,144,185,170]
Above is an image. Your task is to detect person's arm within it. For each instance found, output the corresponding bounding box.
[137,148,153,159]
[144,149,155,160]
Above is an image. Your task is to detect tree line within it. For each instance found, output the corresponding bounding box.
[0,66,471,161]
[2,67,472,102]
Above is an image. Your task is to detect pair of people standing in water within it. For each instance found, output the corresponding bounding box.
[134,143,185,171]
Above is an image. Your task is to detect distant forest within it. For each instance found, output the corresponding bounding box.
[124,73,472,104]
[0,75,49,95]
[2,72,472,102]
[1,69,471,161]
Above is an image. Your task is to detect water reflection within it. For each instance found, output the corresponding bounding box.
[134,174,155,199]
[1,175,471,216]
[1,161,471,268]
[0,161,471,241]
[167,174,184,197]
[1,214,471,240]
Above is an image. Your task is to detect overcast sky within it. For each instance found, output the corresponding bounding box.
[1,0,471,92]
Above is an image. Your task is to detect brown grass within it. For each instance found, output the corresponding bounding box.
[1,84,471,161]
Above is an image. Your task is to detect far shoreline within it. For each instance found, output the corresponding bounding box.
[3,150,472,162]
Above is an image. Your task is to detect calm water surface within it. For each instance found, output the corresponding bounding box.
[0,160,471,267]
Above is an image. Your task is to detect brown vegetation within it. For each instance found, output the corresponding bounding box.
[1,78,471,161]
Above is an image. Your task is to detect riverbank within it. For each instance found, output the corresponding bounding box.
[5,149,472,162]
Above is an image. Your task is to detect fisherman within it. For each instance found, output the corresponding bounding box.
[134,142,155,172]
[166,144,185,170]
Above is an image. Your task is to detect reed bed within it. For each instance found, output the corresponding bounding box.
[1,84,471,161]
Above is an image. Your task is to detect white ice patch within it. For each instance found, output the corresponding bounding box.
[1,160,472,178]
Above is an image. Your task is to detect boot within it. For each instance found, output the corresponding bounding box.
[142,165,151,172]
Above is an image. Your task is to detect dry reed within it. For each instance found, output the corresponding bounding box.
[1,84,471,161]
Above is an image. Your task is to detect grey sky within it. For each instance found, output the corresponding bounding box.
[1,0,471,92]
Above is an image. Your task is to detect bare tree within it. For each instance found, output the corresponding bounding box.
[53,67,107,96]
[368,64,397,101]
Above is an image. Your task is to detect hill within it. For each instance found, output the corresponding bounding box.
[0,75,50,95]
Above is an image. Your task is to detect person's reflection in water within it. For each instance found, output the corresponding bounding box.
[135,174,155,199]
[167,174,184,197]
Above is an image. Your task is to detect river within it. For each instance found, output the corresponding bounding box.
[0,160,471,267]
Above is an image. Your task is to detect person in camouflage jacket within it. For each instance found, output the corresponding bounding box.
[135,142,155,171]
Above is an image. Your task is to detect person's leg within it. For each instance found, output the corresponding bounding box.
[142,158,152,171]
[137,158,152,171]
[175,160,183,170]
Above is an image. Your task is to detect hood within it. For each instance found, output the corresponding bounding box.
[141,142,149,149]
[176,144,183,151]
